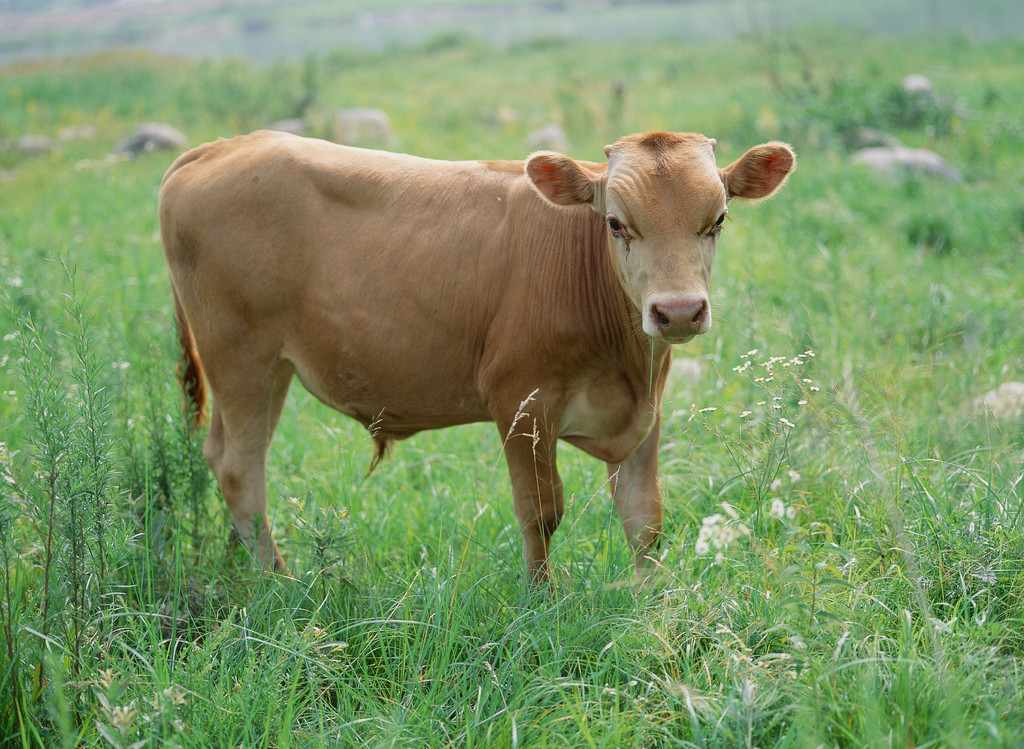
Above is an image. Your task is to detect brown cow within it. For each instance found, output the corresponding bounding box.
[159,129,794,581]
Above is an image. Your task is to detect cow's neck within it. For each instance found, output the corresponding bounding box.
[580,208,673,403]
[503,183,673,404]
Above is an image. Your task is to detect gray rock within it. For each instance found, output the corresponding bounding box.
[668,357,704,390]
[842,127,903,151]
[973,382,1024,421]
[901,74,935,96]
[849,146,961,182]
[116,122,188,155]
[4,135,58,154]
[332,108,394,146]
[266,118,307,135]
[526,123,569,153]
[58,124,97,141]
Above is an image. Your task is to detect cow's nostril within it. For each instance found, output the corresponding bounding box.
[691,301,707,326]
[654,307,670,328]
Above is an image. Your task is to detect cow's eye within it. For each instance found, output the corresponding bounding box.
[709,212,727,236]
[607,214,629,239]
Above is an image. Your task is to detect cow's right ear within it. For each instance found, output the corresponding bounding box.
[525,152,599,208]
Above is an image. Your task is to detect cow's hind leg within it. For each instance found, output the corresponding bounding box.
[203,359,294,572]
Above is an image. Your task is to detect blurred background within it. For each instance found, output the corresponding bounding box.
[3,0,1022,65]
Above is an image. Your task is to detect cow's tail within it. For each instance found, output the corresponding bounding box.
[173,286,207,429]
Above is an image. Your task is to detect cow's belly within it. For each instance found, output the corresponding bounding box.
[285,332,491,437]
[558,373,657,464]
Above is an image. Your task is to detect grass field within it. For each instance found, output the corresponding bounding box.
[1,17,1024,748]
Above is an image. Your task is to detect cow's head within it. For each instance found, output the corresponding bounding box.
[526,132,795,343]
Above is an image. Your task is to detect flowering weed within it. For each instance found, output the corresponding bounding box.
[683,348,820,542]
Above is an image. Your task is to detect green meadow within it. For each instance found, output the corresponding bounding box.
[1,18,1024,748]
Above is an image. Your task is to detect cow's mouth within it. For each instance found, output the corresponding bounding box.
[658,332,697,345]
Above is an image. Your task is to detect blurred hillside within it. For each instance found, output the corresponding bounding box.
[2,0,1023,64]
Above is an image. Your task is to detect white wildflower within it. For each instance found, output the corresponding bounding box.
[721,503,740,520]
[703,512,725,526]
[694,507,750,557]
[770,498,787,520]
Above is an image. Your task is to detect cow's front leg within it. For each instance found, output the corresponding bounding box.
[607,411,663,578]
[499,416,564,584]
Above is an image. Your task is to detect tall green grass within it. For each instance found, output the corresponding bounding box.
[1,27,1023,747]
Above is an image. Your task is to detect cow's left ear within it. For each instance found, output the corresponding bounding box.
[525,152,601,208]
[720,142,796,202]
